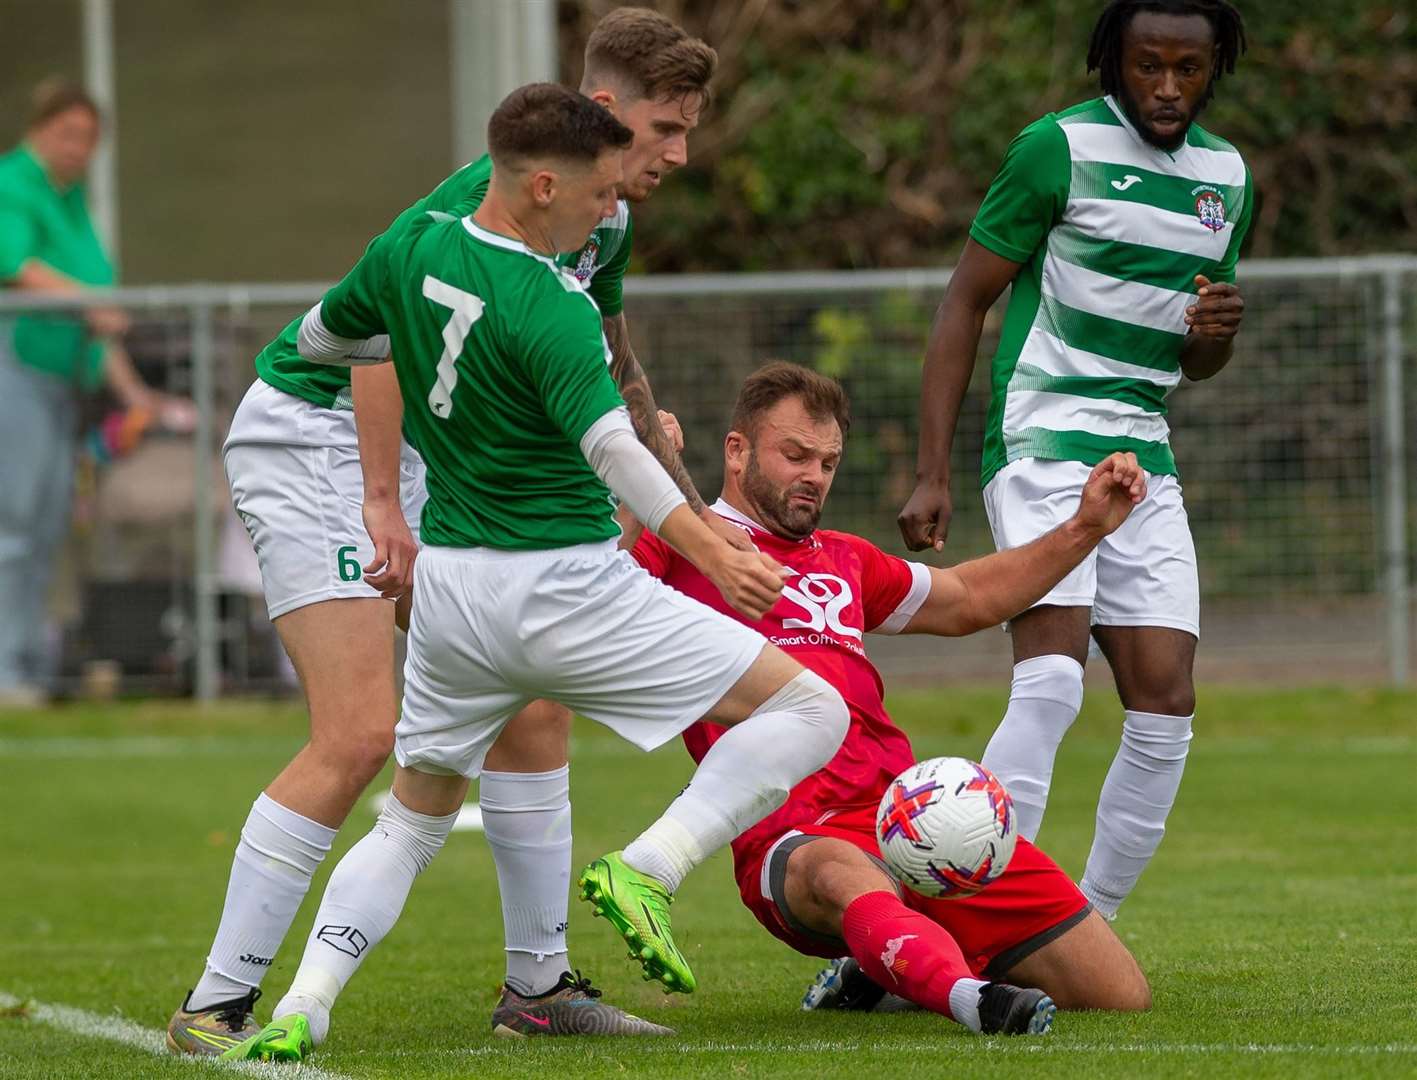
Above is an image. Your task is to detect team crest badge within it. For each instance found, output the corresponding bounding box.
[1192,185,1227,232]
[574,238,600,283]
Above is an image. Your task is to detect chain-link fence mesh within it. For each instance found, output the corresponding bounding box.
[623,261,1417,684]
[0,257,1412,696]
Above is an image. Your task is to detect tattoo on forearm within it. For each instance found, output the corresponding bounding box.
[604,316,706,515]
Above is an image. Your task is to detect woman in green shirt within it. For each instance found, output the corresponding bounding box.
[0,79,175,703]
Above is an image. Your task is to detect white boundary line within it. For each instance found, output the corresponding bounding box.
[681,1039,1417,1056]
[0,992,353,1079]
[6,991,1412,1068]
[396,1039,1417,1059]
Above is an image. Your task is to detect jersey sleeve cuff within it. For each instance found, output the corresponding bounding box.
[968,221,1034,264]
[873,562,932,635]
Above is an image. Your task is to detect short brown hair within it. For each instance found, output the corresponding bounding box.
[486,83,633,170]
[583,7,717,110]
[731,361,852,440]
[27,77,99,131]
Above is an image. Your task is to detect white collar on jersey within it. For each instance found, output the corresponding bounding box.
[1103,94,1187,163]
[461,217,575,280]
[711,498,766,534]
[461,217,533,254]
[711,497,821,550]
[462,209,625,255]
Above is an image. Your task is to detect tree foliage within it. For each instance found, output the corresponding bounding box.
[561,1,1417,271]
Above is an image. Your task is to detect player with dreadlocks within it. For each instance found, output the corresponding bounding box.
[1089,0,1246,146]
[892,0,1252,935]
[1089,0,1246,129]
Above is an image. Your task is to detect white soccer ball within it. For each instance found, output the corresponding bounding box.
[875,756,1017,898]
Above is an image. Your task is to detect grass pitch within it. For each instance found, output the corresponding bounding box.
[1,685,1414,1079]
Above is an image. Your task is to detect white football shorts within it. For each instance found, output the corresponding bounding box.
[223,379,428,620]
[396,541,769,778]
[982,457,1199,637]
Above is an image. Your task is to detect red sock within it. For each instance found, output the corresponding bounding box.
[841,890,976,1020]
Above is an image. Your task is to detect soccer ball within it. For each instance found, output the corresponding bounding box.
[875,757,1017,898]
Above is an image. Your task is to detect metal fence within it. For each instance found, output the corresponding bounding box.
[0,254,1412,697]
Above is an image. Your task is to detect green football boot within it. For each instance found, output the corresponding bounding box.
[164,989,261,1057]
[578,851,696,994]
[219,1013,314,1063]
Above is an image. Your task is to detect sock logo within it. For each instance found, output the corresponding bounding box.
[554,921,569,934]
[238,953,274,967]
[317,924,370,958]
[880,933,918,981]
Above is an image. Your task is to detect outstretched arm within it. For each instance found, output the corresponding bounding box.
[900,453,1147,636]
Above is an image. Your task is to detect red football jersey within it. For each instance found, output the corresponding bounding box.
[630,499,933,874]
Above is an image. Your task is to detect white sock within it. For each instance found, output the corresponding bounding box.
[1080,710,1194,917]
[949,977,989,1033]
[623,669,848,892]
[980,655,1085,842]
[271,992,331,1047]
[274,794,457,1045]
[189,793,335,1010]
[479,766,572,996]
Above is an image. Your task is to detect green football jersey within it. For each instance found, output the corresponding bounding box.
[255,154,633,410]
[308,212,625,550]
[970,96,1252,487]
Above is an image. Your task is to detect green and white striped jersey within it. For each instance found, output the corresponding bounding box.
[254,153,633,411]
[970,96,1252,486]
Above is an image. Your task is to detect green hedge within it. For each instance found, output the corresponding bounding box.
[562,1,1417,271]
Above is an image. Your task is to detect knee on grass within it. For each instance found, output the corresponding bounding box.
[1113,972,1152,1012]
[1007,912,1154,1013]
[1069,966,1152,1012]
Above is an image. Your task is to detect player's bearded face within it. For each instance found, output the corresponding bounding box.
[736,407,843,541]
[1116,13,1217,151]
[741,448,823,540]
[615,93,701,202]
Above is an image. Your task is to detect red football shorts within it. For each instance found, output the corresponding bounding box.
[737,803,1091,977]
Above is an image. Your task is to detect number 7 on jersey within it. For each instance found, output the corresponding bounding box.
[422,275,485,418]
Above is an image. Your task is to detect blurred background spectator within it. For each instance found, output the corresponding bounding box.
[0,77,190,705]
